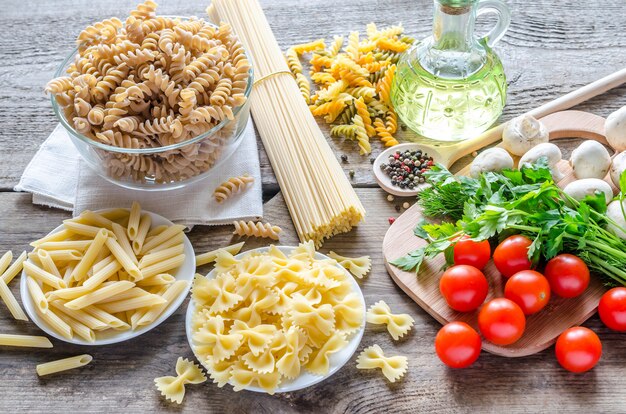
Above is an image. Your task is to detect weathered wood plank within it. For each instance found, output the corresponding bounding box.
[0,0,625,190]
[1,190,625,413]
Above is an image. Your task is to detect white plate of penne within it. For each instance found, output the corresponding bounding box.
[185,245,366,394]
[20,204,195,346]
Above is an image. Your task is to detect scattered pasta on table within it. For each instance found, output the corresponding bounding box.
[328,251,372,279]
[213,174,254,203]
[232,221,281,240]
[356,344,408,383]
[155,357,207,404]
[366,300,415,340]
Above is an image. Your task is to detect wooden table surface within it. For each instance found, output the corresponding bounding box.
[1,0,626,413]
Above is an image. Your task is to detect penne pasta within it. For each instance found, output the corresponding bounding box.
[75,210,115,230]
[36,354,93,376]
[63,316,96,342]
[137,280,188,327]
[96,287,151,304]
[82,259,123,290]
[147,225,169,238]
[49,301,108,331]
[1,251,26,284]
[37,240,92,252]
[136,273,176,287]
[0,334,53,348]
[46,285,92,301]
[62,263,76,286]
[132,214,152,255]
[140,254,185,279]
[195,242,245,266]
[100,208,130,222]
[36,306,73,340]
[140,225,186,254]
[98,294,166,314]
[46,249,83,262]
[30,229,73,248]
[63,221,116,239]
[127,201,141,240]
[139,244,184,269]
[105,238,141,281]
[37,250,61,278]
[0,251,12,275]
[0,278,29,321]
[27,276,48,314]
[91,255,116,275]
[64,281,135,310]
[70,229,109,282]
[145,232,185,254]
[23,261,66,290]
[111,222,138,265]
[83,305,129,330]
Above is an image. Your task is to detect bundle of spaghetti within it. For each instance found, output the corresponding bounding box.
[207,0,365,247]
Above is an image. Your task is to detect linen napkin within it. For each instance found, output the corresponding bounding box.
[15,120,263,227]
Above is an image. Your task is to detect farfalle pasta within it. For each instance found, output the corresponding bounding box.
[356,344,407,383]
[328,251,371,279]
[45,1,251,185]
[154,357,207,404]
[189,242,365,394]
[366,300,414,340]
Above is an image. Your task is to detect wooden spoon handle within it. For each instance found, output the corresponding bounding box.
[441,67,626,167]
[541,110,608,146]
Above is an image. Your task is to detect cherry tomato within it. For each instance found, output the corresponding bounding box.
[435,322,481,369]
[453,236,491,270]
[493,235,533,278]
[478,298,526,346]
[598,287,626,331]
[439,265,489,312]
[544,254,590,298]
[504,270,551,315]
[555,327,602,373]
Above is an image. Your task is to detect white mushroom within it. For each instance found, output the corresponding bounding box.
[569,140,612,179]
[470,148,514,178]
[563,178,613,205]
[519,143,564,181]
[606,199,626,240]
[502,114,549,156]
[606,106,626,152]
[610,151,626,188]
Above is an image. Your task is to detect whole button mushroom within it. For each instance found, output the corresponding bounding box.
[563,178,613,205]
[502,114,549,156]
[470,148,514,178]
[610,151,626,188]
[519,143,564,181]
[570,141,612,179]
[606,106,626,152]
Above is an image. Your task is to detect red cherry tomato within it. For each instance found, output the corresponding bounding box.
[544,254,590,298]
[504,270,551,315]
[493,235,533,278]
[598,287,626,331]
[435,322,481,369]
[478,298,526,346]
[453,236,491,270]
[439,265,489,312]
[555,327,602,373]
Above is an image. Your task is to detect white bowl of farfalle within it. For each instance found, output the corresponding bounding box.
[185,243,367,394]
[46,5,253,191]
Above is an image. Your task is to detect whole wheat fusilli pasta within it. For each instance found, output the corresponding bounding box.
[213,174,254,203]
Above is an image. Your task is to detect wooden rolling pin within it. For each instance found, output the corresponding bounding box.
[436,67,626,168]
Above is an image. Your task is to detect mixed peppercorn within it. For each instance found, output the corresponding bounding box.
[380,149,433,189]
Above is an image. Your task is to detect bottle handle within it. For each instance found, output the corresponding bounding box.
[476,0,511,48]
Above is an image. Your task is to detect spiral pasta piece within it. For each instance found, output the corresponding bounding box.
[213,175,255,203]
[373,118,399,147]
[232,221,281,240]
[352,115,371,155]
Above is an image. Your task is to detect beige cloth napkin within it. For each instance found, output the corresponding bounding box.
[15,120,263,226]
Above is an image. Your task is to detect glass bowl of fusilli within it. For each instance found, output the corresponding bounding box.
[48,14,253,191]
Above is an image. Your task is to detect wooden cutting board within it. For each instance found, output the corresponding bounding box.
[382,110,616,357]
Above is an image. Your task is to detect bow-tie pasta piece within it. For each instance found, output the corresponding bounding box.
[366,300,414,340]
[230,360,282,395]
[230,320,277,356]
[356,345,408,383]
[154,357,207,404]
[305,332,348,375]
[333,292,365,334]
[193,315,244,362]
[276,326,310,379]
[192,272,242,314]
[328,252,372,279]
